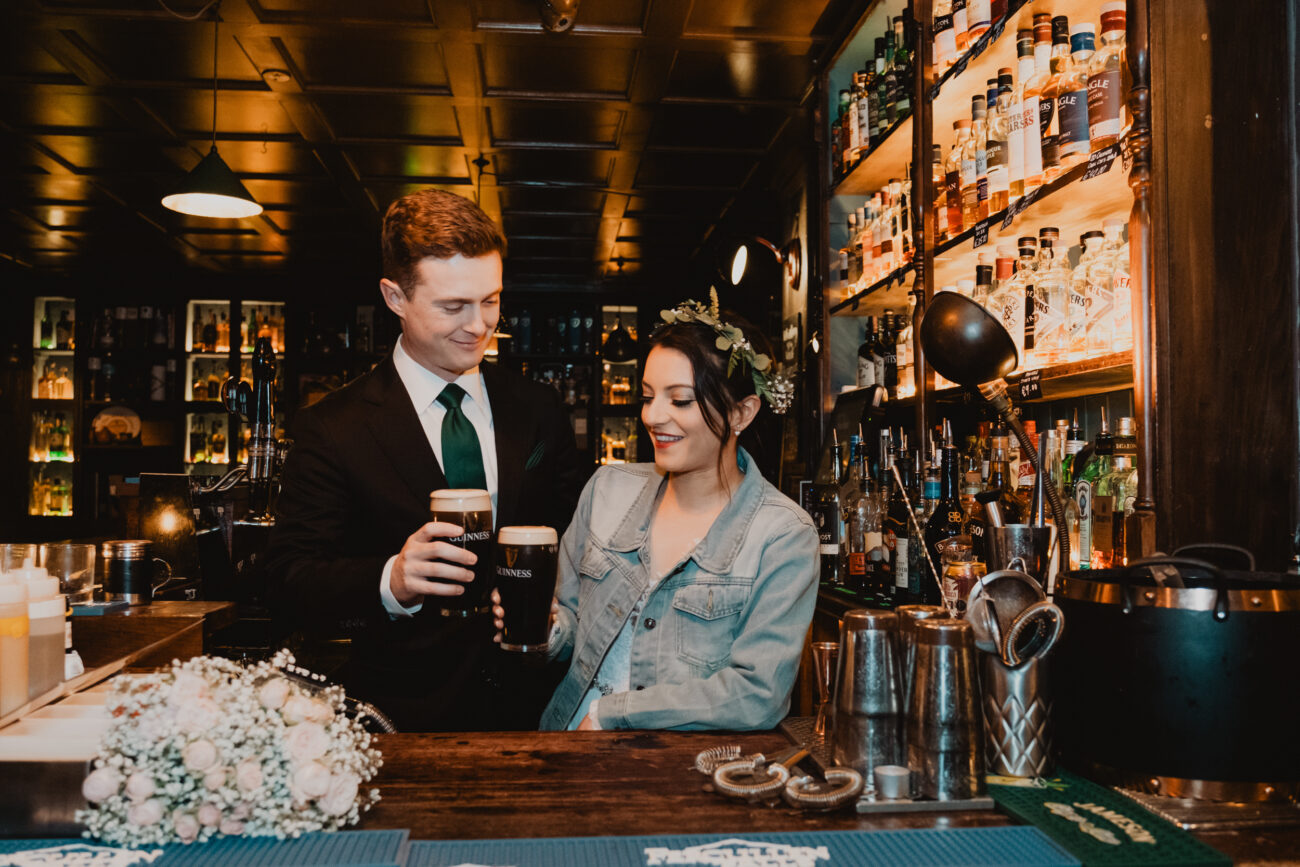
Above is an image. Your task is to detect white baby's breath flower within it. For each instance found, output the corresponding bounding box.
[292,761,331,798]
[82,767,123,803]
[127,798,164,827]
[182,739,220,773]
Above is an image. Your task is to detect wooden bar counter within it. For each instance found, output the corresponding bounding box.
[363,731,1300,863]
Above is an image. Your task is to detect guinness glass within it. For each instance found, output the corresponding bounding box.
[429,489,494,617]
[495,526,559,652]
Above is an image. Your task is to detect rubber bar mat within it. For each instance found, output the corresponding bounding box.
[0,830,409,866]
[407,826,1079,867]
[989,772,1231,866]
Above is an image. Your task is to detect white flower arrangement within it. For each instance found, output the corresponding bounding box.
[77,651,382,848]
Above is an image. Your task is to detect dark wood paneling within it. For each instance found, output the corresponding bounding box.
[1151,0,1299,569]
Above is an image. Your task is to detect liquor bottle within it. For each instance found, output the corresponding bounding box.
[1016,419,1038,500]
[97,308,116,351]
[1057,23,1096,171]
[860,60,876,150]
[933,0,957,72]
[851,437,888,601]
[891,16,912,122]
[974,255,994,309]
[86,356,102,402]
[881,310,899,399]
[39,311,53,349]
[991,71,1021,210]
[856,317,877,389]
[953,0,969,54]
[885,438,913,604]
[1088,1,1128,151]
[568,309,583,355]
[189,416,207,463]
[1017,29,1046,195]
[873,312,893,392]
[1032,227,1071,365]
[48,413,68,460]
[814,434,846,586]
[841,436,866,595]
[923,421,965,606]
[48,475,70,515]
[55,310,73,350]
[967,0,991,44]
[963,96,988,225]
[201,311,218,353]
[1086,218,1124,355]
[1092,417,1136,569]
[1039,15,1071,182]
[1111,225,1132,353]
[55,365,72,400]
[989,239,1034,367]
[1074,407,1113,569]
[931,144,949,242]
[1068,231,1103,360]
[985,427,1028,524]
[210,420,227,462]
[945,121,968,234]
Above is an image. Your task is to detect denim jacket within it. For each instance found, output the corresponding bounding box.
[539,449,819,731]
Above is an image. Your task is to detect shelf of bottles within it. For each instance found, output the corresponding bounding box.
[32,296,76,400]
[828,0,1134,398]
[600,306,639,410]
[240,301,287,354]
[184,412,230,472]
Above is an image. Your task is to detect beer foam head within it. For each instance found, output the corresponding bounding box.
[430,488,492,512]
[497,525,558,546]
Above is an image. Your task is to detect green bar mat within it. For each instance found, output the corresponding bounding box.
[0,830,408,866]
[408,826,1079,866]
[989,771,1230,867]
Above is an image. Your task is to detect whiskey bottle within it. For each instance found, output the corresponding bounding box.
[986,75,1011,212]
[1088,1,1128,151]
[923,421,964,606]
[945,121,968,234]
[1057,24,1096,171]
[881,310,899,398]
[55,310,73,350]
[890,16,912,122]
[1069,231,1104,360]
[843,438,878,599]
[1017,29,1046,195]
[1039,15,1071,182]
[985,427,1027,524]
[857,317,878,388]
[964,96,989,225]
[815,434,846,586]
[931,144,949,242]
[933,0,957,72]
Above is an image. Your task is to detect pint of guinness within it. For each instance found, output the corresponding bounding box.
[495,525,559,652]
[429,488,494,617]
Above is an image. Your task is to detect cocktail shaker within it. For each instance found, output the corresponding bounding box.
[908,619,985,800]
[831,609,902,778]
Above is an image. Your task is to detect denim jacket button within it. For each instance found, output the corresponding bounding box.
[635,685,645,691]
[644,617,657,630]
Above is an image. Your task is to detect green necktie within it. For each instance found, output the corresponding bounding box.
[436,383,488,490]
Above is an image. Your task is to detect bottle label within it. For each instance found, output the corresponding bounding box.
[1088,68,1123,139]
[1021,97,1044,178]
[1057,87,1091,151]
[1092,494,1115,557]
[933,16,956,67]
[1007,100,1025,184]
[1068,287,1088,338]
[961,157,977,185]
[923,480,941,501]
[1038,95,1054,136]
[967,0,991,30]
[1075,477,1093,560]
[847,103,861,150]
[848,552,866,576]
[1023,286,1037,349]
[1000,292,1026,353]
[893,538,910,588]
[857,355,876,388]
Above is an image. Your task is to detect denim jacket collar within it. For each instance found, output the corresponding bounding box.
[604,448,765,575]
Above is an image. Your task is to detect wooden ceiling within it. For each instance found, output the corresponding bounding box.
[0,0,844,289]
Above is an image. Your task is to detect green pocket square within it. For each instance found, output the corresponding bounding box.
[524,440,546,470]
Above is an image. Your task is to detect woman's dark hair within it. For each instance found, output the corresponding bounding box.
[647,310,774,473]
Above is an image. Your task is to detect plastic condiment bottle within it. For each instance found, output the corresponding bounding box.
[0,581,30,716]
[24,577,64,700]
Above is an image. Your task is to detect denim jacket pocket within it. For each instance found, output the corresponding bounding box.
[671,584,748,674]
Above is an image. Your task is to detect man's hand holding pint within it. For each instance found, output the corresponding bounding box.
[390,522,477,605]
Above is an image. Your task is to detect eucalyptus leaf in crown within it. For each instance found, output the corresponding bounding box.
[659,289,791,414]
[77,651,381,847]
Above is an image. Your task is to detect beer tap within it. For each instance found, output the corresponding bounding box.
[222,336,279,523]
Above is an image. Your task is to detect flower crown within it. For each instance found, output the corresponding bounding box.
[659,289,795,415]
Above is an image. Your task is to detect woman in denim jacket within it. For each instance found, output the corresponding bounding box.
[496,298,818,730]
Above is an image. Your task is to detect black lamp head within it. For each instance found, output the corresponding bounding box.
[918,291,1018,387]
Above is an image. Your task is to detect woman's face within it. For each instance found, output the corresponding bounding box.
[641,346,726,475]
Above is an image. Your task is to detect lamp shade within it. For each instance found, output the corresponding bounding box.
[918,290,1018,387]
[162,146,262,218]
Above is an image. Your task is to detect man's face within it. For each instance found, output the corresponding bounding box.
[380,252,502,380]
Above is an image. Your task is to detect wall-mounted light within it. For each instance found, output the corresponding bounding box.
[161,7,262,219]
[725,236,802,291]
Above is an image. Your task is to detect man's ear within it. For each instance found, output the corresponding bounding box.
[379,278,406,320]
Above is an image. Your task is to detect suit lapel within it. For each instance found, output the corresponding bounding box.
[483,365,530,528]
[361,355,447,509]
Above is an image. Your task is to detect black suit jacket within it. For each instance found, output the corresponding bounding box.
[265,355,586,730]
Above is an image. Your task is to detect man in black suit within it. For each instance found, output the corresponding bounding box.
[267,189,585,731]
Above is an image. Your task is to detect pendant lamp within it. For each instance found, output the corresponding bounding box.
[162,8,262,219]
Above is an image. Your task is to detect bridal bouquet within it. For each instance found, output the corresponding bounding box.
[77,651,382,847]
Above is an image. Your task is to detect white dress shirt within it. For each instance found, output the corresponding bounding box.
[379,335,498,617]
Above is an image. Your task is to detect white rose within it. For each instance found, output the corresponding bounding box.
[285,721,330,763]
[175,698,221,735]
[172,811,200,842]
[219,818,246,836]
[82,767,123,803]
[197,803,222,827]
[258,677,290,710]
[124,771,155,803]
[231,801,251,820]
[292,761,331,798]
[204,767,228,791]
[183,739,220,773]
[318,772,360,817]
[168,671,209,705]
[235,759,263,793]
[281,694,332,725]
[127,798,164,827]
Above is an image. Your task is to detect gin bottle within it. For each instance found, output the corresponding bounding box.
[1086,218,1125,355]
[989,238,1037,369]
[1074,407,1114,569]
[1032,227,1072,366]
[1069,231,1105,360]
